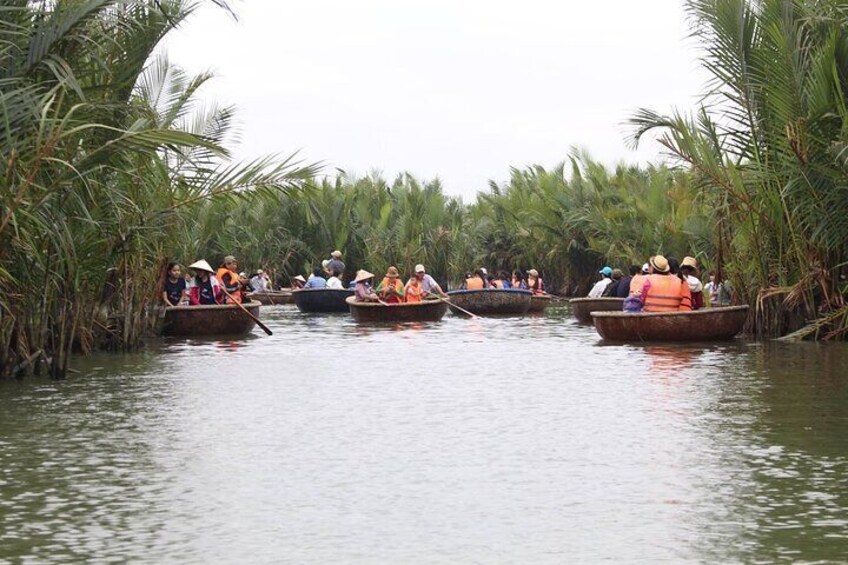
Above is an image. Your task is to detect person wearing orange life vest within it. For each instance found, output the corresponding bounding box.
[640,255,692,312]
[464,270,486,290]
[377,266,405,304]
[216,255,246,304]
[404,274,423,303]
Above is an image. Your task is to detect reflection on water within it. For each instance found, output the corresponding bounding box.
[0,305,846,563]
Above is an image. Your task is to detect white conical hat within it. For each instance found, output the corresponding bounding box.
[354,269,375,283]
[188,260,215,273]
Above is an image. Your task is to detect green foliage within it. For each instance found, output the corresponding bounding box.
[0,1,316,378]
[630,0,848,338]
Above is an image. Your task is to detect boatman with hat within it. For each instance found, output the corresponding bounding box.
[413,264,447,298]
[217,255,246,304]
[327,250,346,278]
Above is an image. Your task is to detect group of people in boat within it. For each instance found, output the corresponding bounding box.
[294,250,347,290]
[351,264,447,304]
[588,255,731,312]
[459,268,546,294]
[162,256,260,307]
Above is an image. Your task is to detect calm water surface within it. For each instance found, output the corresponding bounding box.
[1,305,847,563]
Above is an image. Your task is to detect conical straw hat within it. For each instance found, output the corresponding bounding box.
[188,260,215,273]
[354,269,375,283]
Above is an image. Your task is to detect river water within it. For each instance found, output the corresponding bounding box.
[1,305,847,563]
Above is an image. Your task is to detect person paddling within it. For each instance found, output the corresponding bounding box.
[412,264,447,298]
[217,255,245,304]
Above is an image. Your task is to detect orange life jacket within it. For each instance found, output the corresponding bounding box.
[643,274,692,312]
[629,274,648,296]
[405,281,423,303]
[466,276,484,290]
[216,267,243,304]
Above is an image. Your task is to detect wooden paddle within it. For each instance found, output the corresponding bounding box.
[222,287,273,336]
[426,292,480,319]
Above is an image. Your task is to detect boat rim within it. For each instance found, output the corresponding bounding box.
[346,297,444,308]
[292,288,353,293]
[447,289,532,296]
[592,305,749,319]
[165,301,261,312]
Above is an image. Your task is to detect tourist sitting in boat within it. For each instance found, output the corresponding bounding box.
[602,269,623,297]
[588,267,614,298]
[377,266,405,303]
[511,270,528,289]
[527,269,545,294]
[353,270,379,302]
[217,255,245,304]
[326,269,344,289]
[680,257,705,310]
[305,268,327,289]
[413,264,447,297]
[404,274,423,303]
[704,271,731,306]
[291,275,306,289]
[640,255,692,312]
[623,263,651,312]
[616,266,639,298]
[464,270,486,290]
[188,260,221,305]
[249,269,270,292]
[492,271,512,289]
[327,250,346,277]
[162,262,188,307]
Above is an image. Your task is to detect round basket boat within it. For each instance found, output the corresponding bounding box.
[293,288,354,313]
[446,289,532,316]
[528,294,553,313]
[570,297,625,323]
[591,305,749,342]
[160,301,261,337]
[346,297,449,323]
[246,290,293,306]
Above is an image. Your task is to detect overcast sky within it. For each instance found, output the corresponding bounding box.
[162,0,705,198]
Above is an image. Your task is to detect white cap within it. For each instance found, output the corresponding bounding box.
[415,264,425,273]
[642,263,650,274]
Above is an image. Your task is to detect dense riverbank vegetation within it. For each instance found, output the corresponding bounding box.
[2,0,848,378]
[0,1,316,378]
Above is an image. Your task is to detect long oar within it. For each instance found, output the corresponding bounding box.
[426,292,480,319]
[222,287,273,336]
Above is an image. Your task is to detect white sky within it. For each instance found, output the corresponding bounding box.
[162,0,706,199]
